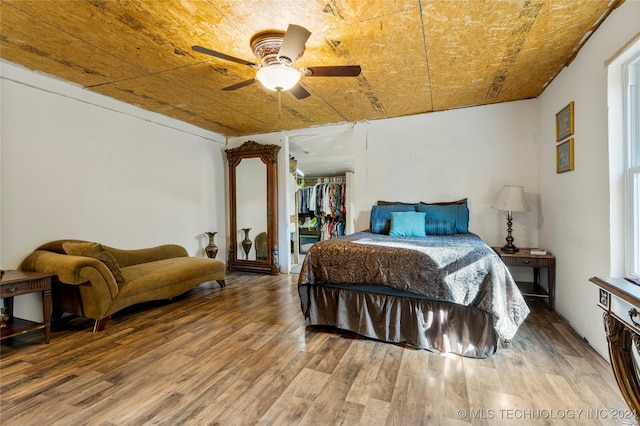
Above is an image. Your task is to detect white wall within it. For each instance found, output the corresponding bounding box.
[1,61,226,320]
[232,99,540,273]
[537,0,640,358]
[350,100,539,247]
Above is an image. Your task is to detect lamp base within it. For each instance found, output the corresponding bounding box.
[501,245,519,254]
[501,211,519,254]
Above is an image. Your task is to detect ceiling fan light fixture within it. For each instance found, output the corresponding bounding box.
[256,64,300,91]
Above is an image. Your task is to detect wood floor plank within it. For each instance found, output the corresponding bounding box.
[369,343,403,403]
[358,397,390,425]
[387,347,443,424]
[343,340,379,405]
[0,274,634,425]
[258,368,329,423]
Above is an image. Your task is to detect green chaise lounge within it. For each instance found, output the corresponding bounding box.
[21,240,226,332]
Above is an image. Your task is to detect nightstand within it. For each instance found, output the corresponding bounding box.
[1,270,53,344]
[493,248,556,311]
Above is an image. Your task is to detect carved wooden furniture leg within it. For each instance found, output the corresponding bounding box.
[217,280,226,288]
[604,312,640,419]
[93,317,111,332]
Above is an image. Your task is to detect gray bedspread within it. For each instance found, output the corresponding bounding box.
[298,232,530,341]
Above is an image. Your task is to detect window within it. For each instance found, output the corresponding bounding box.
[625,55,640,277]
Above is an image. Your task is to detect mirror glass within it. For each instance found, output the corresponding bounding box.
[235,157,267,261]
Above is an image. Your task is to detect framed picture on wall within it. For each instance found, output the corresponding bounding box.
[556,138,574,173]
[555,101,574,141]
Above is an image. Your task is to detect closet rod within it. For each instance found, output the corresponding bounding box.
[301,175,346,185]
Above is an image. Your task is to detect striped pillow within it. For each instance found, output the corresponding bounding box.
[425,220,456,236]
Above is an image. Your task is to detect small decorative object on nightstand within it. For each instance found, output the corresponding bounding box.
[494,247,556,311]
[0,270,53,343]
[491,185,531,253]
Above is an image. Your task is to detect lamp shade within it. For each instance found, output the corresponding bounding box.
[491,185,531,212]
[256,64,301,91]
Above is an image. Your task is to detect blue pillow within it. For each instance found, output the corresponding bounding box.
[389,212,427,237]
[370,204,416,234]
[416,203,469,233]
[458,203,470,233]
[425,220,456,235]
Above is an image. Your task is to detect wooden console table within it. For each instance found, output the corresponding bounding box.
[0,270,53,344]
[590,276,640,418]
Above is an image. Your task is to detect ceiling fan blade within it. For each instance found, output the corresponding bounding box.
[277,24,311,65]
[192,46,260,68]
[222,79,257,91]
[304,65,362,77]
[290,84,311,100]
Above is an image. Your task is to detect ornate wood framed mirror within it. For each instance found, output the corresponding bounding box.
[226,141,280,274]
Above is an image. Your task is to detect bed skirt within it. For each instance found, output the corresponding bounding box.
[299,284,499,358]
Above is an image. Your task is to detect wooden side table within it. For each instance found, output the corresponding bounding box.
[493,248,556,311]
[0,270,53,344]
[590,276,640,420]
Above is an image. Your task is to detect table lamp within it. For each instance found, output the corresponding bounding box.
[491,185,531,253]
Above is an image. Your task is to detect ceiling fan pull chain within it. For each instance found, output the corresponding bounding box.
[278,90,283,119]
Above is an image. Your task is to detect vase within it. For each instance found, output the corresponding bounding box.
[205,232,218,259]
[241,228,252,259]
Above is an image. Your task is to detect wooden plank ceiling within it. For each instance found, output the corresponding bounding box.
[0,0,622,137]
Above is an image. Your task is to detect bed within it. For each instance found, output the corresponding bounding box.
[297,201,530,358]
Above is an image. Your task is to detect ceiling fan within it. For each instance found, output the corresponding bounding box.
[192,24,361,100]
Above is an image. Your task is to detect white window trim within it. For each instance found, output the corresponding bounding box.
[630,166,640,277]
[623,52,640,277]
[607,36,640,278]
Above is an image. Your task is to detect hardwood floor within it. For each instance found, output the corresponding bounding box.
[0,272,636,425]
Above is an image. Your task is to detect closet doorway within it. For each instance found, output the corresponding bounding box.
[288,127,355,273]
[290,173,354,273]
[297,175,348,252]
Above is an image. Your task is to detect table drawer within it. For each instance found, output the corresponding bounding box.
[1,281,35,297]
[500,256,553,268]
[611,295,640,335]
[1,277,50,297]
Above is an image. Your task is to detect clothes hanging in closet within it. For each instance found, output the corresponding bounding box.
[297,178,346,240]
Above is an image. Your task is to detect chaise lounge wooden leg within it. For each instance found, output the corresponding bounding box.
[217,280,226,288]
[93,316,110,332]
